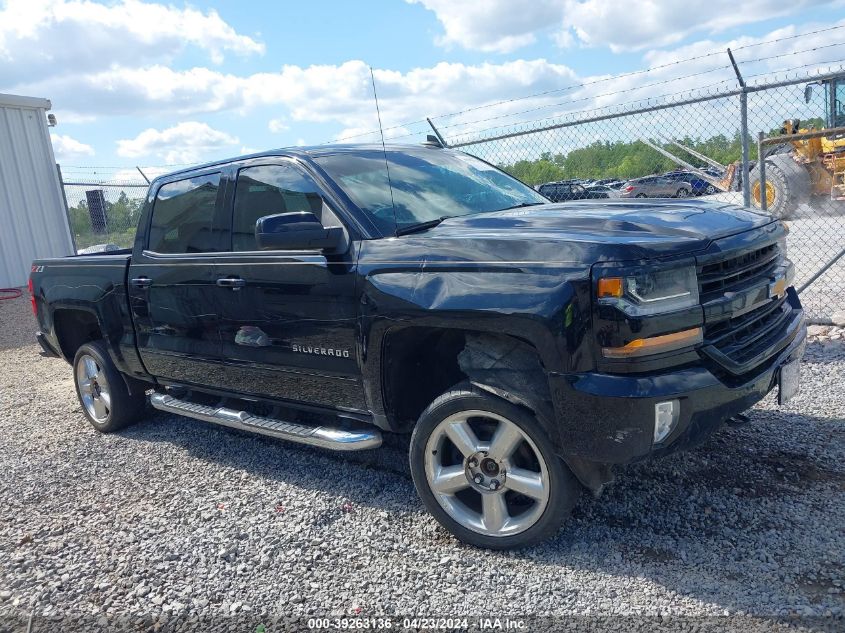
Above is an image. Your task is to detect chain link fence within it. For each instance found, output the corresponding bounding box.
[441,69,845,323]
[59,173,150,252]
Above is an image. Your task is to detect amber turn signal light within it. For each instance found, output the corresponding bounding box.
[602,327,703,359]
[597,277,623,298]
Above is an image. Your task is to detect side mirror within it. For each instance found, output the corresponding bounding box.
[255,211,344,252]
[804,84,813,104]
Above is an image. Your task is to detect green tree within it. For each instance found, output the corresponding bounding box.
[496,129,766,184]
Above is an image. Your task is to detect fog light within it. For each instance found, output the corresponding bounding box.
[654,400,679,444]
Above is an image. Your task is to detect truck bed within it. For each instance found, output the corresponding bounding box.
[30,253,145,378]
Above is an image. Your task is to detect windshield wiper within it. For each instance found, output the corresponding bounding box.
[395,216,450,236]
[497,202,545,211]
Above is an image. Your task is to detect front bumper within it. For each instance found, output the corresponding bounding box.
[548,301,806,465]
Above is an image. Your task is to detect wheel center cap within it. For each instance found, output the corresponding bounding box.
[465,451,505,492]
[481,457,499,476]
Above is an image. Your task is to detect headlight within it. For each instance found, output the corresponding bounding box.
[596,266,699,316]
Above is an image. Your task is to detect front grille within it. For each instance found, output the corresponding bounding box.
[698,243,779,301]
[702,295,794,375]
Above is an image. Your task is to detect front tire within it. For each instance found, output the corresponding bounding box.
[73,341,146,432]
[676,187,689,198]
[409,386,580,549]
[750,157,810,219]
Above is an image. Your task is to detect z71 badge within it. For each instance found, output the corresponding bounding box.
[291,344,350,358]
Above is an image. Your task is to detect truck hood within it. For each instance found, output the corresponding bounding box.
[422,199,773,260]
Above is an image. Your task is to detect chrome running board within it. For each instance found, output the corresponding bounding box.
[150,393,382,451]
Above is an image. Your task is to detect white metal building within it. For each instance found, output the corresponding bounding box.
[0,93,74,289]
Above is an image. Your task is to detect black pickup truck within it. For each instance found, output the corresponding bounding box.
[30,143,805,549]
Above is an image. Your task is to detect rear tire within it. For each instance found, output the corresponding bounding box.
[409,385,580,549]
[676,188,689,198]
[73,341,146,433]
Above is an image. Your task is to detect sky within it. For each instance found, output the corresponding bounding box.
[1,0,844,179]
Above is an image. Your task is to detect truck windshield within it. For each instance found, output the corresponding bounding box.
[313,149,547,234]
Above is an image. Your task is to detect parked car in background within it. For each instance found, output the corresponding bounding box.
[662,170,718,196]
[620,175,694,198]
[76,243,123,255]
[538,180,611,201]
[603,180,626,190]
[584,184,619,198]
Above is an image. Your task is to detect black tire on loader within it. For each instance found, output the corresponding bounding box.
[749,154,810,220]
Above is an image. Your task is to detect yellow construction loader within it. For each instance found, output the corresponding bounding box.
[646,76,845,220]
[747,76,845,218]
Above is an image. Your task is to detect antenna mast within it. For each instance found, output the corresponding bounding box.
[369,66,398,230]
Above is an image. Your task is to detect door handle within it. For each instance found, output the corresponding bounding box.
[130,276,152,288]
[217,277,246,289]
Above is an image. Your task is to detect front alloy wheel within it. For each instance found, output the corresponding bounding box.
[410,386,580,549]
[425,410,550,537]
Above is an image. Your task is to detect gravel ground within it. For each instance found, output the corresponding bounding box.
[0,291,843,632]
[0,288,35,351]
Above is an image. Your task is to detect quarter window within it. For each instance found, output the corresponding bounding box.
[232,164,325,251]
[148,173,222,253]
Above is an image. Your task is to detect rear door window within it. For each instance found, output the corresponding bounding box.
[148,173,223,253]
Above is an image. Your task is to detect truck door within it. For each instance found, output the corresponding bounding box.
[128,171,227,387]
[213,161,367,413]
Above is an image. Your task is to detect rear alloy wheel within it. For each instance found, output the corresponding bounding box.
[705,184,717,195]
[410,386,580,549]
[73,341,146,432]
[676,188,689,198]
[76,353,112,423]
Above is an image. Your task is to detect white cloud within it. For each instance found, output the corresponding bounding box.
[0,0,263,87]
[268,118,289,133]
[561,0,833,52]
[407,0,561,53]
[14,59,582,139]
[116,121,239,164]
[50,133,94,160]
[5,3,840,154]
[409,0,834,53]
[108,166,171,183]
